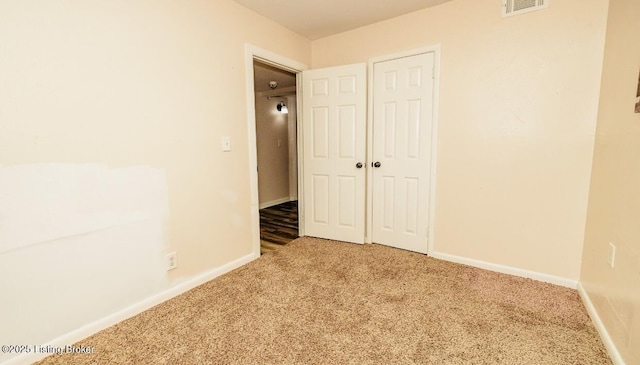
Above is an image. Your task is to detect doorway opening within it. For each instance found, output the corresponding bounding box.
[252,60,299,254]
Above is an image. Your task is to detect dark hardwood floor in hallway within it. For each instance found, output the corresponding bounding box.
[260,200,299,254]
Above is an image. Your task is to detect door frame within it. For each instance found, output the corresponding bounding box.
[244,44,307,258]
[365,45,441,255]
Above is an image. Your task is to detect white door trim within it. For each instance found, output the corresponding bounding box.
[244,44,308,258]
[365,45,441,255]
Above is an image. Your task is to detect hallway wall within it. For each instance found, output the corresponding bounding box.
[255,96,293,207]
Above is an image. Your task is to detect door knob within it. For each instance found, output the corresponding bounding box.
[373,161,381,168]
[356,162,363,169]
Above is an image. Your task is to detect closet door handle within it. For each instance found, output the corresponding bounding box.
[373,161,381,168]
[356,162,363,169]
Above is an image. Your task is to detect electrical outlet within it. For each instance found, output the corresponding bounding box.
[221,136,231,152]
[608,242,616,268]
[167,252,178,271]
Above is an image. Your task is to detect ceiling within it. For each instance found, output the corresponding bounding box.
[254,61,296,93]
[233,0,453,40]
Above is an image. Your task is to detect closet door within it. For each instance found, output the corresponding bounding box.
[301,64,367,244]
[371,52,435,254]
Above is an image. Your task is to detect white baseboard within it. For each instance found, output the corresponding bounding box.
[429,251,578,288]
[577,283,625,365]
[259,197,292,210]
[3,252,256,365]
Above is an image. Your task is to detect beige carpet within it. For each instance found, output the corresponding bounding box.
[38,237,611,364]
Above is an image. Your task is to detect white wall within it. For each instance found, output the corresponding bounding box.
[581,0,640,362]
[0,164,169,355]
[311,0,609,281]
[0,0,310,363]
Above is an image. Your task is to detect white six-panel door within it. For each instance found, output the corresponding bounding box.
[302,64,367,244]
[370,53,435,254]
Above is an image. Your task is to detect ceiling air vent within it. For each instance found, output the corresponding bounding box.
[502,0,548,18]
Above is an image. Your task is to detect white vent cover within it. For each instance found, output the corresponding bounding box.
[502,0,548,18]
